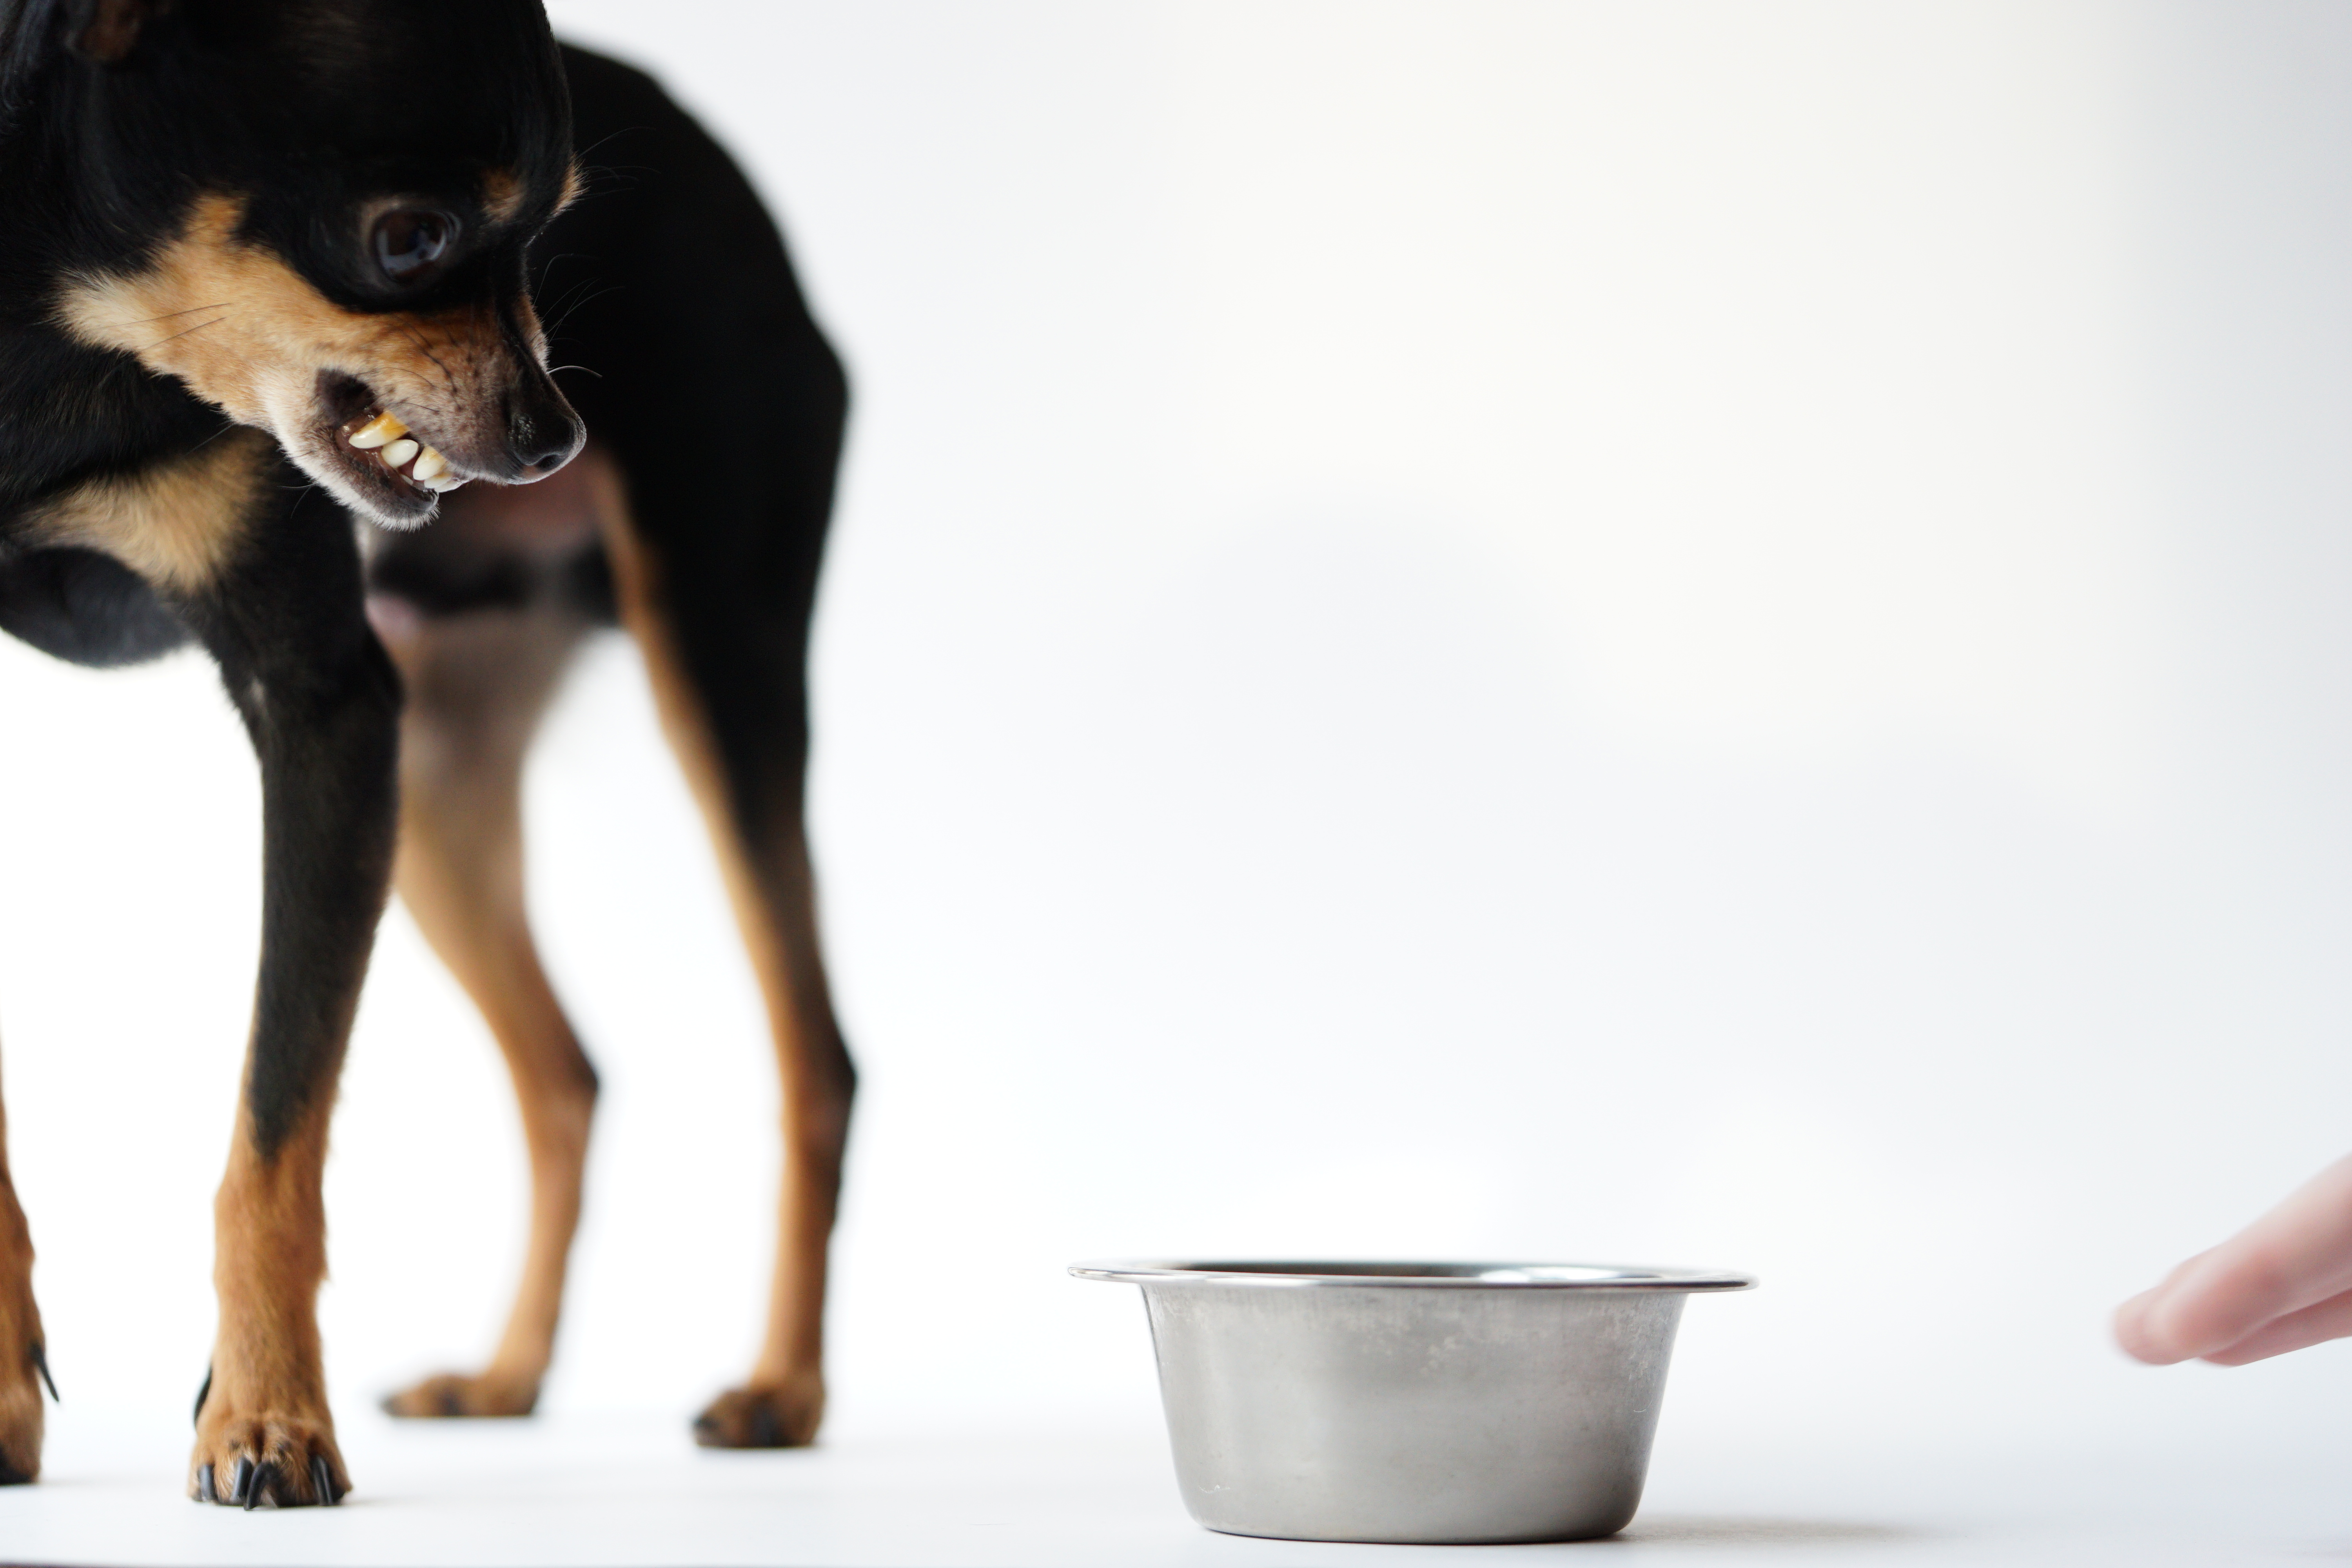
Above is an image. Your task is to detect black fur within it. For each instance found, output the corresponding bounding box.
[0,544,187,664]
[186,475,403,1159]
[539,41,857,1122]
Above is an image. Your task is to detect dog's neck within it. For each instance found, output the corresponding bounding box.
[0,277,227,528]
[0,326,224,522]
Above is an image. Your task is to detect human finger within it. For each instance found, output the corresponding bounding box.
[2116,1152,2352,1364]
[2199,1284,2352,1366]
[2114,1252,2215,1365]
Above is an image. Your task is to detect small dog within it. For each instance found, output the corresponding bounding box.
[0,0,854,1505]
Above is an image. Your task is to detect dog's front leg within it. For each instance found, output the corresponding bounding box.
[0,1042,51,1484]
[177,489,401,1508]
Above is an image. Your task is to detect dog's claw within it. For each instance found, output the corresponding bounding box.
[29,1342,56,1403]
[192,1374,345,1507]
[196,1450,338,1507]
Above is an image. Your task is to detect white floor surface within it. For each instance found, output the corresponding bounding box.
[0,1406,2345,1567]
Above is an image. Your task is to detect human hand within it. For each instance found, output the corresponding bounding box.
[2116,1152,2352,1366]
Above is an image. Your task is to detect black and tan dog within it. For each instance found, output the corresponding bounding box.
[0,0,854,1506]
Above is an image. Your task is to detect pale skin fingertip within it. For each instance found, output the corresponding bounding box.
[2112,1291,2185,1365]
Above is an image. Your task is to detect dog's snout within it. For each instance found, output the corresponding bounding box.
[505,379,584,480]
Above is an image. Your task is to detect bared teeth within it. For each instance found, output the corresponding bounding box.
[348,410,406,449]
[344,408,463,495]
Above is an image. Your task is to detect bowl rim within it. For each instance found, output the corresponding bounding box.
[1068,1259,1756,1290]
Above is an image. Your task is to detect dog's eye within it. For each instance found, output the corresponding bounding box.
[371,208,457,285]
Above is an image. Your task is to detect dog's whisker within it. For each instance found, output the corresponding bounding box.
[395,320,462,406]
[120,300,233,326]
[541,282,623,339]
[146,314,229,348]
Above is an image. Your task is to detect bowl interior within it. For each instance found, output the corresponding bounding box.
[1192,1262,1633,1281]
[1070,1259,1755,1290]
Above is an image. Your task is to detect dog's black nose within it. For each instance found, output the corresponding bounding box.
[505,385,586,479]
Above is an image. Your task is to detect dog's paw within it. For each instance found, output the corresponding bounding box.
[691,1373,824,1449]
[380,1370,539,1419]
[0,1345,43,1486]
[190,1407,347,1507]
[0,1279,51,1486]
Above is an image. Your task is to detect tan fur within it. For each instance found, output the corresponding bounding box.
[194,1093,346,1503]
[481,169,528,225]
[485,164,583,226]
[54,193,548,489]
[379,593,595,1419]
[23,426,270,593]
[0,1042,45,1485]
[602,475,846,1445]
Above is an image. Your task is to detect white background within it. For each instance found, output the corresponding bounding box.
[2,0,2350,1479]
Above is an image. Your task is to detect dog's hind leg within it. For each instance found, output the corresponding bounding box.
[0,1044,50,1484]
[542,38,855,1446]
[600,468,853,1450]
[375,601,594,1419]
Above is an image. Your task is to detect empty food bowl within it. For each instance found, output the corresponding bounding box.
[1072,1259,1753,1544]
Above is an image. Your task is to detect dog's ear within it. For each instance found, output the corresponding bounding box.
[65,0,176,65]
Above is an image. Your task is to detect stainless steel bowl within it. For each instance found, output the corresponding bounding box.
[1073,1259,1753,1544]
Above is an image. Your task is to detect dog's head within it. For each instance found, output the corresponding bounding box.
[38,0,586,527]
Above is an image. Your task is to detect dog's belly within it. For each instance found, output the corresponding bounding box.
[364,443,621,629]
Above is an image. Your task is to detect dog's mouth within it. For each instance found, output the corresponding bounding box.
[341,407,464,491]
[312,372,470,526]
